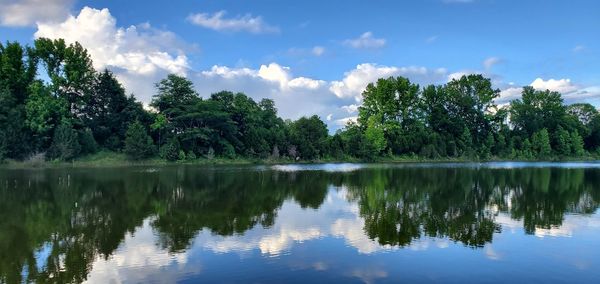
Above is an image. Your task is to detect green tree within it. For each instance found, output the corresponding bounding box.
[161,138,181,161]
[570,131,585,156]
[554,126,571,156]
[365,114,386,155]
[48,123,81,160]
[510,86,565,136]
[124,121,155,160]
[531,128,551,159]
[289,115,328,160]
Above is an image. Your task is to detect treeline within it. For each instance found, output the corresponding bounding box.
[1,38,600,162]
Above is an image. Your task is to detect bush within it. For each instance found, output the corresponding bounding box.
[124,121,155,160]
[161,138,180,161]
[48,123,81,161]
[79,128,98,155]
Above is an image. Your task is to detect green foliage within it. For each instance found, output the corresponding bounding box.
[124,121,155,160]
[289,115,328,160]
[571,131,585,156]
[78,128,98,155]
[2,38,600,162]
[48,123,81,161]
[531,129,551,159]
[554,126,571,156]
[161,138,180,161]
[365,115,387,154]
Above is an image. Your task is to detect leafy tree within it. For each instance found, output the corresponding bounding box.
[78,128,98,155]
[289,115,328,160]
[570,131,585,156]
[35,38,96,115]
[531,129,551,159]
[151,74,198,117]
[124,121,155,160]
[365,114,387,155]
[511,86,565,136]
[554,126,571,156]
[161,138,181,161]
[48,123,81,161]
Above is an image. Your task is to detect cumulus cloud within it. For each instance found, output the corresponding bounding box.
[331,63,447,100]
[530,78,578,94]
[496,78,600,105]
[0,0,73,27]
[343,32,386,49]
[187,10,279,34]
[34,6,191,102]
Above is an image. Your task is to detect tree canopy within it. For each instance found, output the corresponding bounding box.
[1,38,600,162]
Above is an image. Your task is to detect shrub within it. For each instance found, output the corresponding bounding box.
[161,138,180,161]
[48,123,81,161]
[124,121,155,160]
[79,128,98,155]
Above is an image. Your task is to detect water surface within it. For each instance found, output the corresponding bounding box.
[1,163,599,283]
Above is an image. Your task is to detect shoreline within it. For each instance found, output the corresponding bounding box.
[1,151,599,169]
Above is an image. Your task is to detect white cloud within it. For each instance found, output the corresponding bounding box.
[497,78,600,105]
[483,57,501,69]
[335,116,358,127]
[531,78,578,93]
[187,10,279,34]
[34,6,190,102]
[342,104,359,114]
[497,86,523,104]
[343,32,386,49]
[331,63,447,100]
[447,70,477,81]
[0,0,73,27]
[312,46,325,56]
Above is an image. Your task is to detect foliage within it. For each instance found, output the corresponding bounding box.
[124,121,155,160]
[48,123,81,161]
[1,38,600,162]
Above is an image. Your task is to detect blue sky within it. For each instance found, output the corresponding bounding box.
[1,0,599,130]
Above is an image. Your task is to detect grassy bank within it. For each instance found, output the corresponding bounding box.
[1,151,599,169]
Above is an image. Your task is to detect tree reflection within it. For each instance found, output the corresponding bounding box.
[0,165,599,283]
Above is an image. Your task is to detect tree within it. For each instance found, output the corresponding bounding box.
[161,138,180,161]
[531,129,551,159]
[83,70,147,150]
[554,126,571,156]
[289,115,328,160]
[570,131,585,156]
[510,86,565,136]
[151,113,168,152]
[35,38,96,115]
[151,74,198,116]
[124,121,155,160]
[48,123,81,161]
[358,76,422,154]
[365,115,386,155]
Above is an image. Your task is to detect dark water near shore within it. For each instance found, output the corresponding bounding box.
[1,162,600,283]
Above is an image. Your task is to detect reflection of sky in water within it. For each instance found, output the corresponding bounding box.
[83,186,600,283]
[268,161,600,173]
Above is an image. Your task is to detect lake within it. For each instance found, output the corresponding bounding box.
[1,162,600,283]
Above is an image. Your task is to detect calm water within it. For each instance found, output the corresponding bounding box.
[1,163,600,283]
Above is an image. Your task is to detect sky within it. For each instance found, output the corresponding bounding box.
[1,0,599,130]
